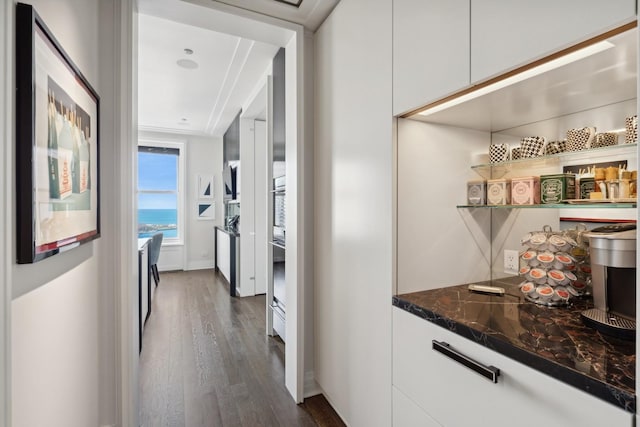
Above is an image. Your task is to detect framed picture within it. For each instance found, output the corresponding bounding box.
[197,203,215,221]
[16,3,100,263]
[197,175,214,199]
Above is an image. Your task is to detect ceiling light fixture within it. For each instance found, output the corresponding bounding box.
[416,40,615,118]
[177,58,198,69]
[272,0,303,7]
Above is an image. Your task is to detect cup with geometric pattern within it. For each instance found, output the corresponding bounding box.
[592,132,618,148]
[520,136,546,158]
[625,115,637,144]
[544,140,566,155]
[489,143,510,163]
[566,127,596,151]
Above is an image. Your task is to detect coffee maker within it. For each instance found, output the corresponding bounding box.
[581,226,636,340]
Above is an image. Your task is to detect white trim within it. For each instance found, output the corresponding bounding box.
[115,1,137,426]
[1,0,11,425]
[185,260,214,271]
[137,138,186,248]
[303,370,321,398]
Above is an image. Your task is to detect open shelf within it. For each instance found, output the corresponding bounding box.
[457,202,637,209]
[470,143,637,179]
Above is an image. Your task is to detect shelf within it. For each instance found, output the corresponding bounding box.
[457,202,637,209]
[470,143,637,179]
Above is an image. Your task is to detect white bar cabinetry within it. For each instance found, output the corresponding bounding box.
[470,0,636,83]
[392,307,633,427]
[392,0,470,115]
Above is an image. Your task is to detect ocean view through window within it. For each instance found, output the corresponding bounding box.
[138,145,181,239]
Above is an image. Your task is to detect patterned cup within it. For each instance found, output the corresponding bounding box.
[544,140,566,155]
[625,115,637,144]
[591,132,618,148]
[566,127,596,151]
[489,143,510,163]
[520,136,546,158]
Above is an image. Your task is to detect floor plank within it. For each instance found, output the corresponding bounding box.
[139,269,344,427]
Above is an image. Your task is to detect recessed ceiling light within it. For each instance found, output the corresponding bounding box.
[177,59,198,69]
[184,48,194,55]
[272,0,303,7]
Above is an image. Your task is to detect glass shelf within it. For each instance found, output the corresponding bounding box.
[457,202,637,209]
[471,143,637,179]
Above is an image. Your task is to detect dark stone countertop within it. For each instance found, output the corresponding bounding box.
[393,278,636,413]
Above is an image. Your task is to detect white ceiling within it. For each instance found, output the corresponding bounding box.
[137,0,339,137]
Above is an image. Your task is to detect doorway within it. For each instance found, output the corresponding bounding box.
[126,2,310,425]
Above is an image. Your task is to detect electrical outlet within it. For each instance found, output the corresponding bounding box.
[504,249,520,274]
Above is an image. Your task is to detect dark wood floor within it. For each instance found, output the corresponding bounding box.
[139,269,345,427]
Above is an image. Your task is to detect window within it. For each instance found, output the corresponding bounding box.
[137,141,184,243]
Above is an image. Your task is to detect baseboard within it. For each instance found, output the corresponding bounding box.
[303,370,322,398]
[185,260,214,271]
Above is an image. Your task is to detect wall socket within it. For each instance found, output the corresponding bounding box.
[504,249,520,274]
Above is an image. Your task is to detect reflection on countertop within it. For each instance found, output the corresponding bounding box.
[393,278,636,413]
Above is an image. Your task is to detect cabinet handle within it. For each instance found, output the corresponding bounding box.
[432,340,500,383]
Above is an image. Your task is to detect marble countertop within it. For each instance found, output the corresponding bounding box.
[393,278,636,413]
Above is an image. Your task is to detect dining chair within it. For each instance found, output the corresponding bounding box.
[148,232,163,286]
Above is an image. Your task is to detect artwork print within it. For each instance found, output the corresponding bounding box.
[16,3,100,263]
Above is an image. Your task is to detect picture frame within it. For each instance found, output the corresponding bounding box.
[16,3,100,263]
[197,203,215,221]
[197,174,214,199]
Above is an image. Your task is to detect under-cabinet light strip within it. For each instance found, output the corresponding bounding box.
[417,42,614,117]
[403,21,637,119]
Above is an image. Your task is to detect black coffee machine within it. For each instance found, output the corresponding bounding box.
[581,226,636,340]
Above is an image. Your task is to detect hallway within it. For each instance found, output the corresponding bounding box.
[139,270,343,426]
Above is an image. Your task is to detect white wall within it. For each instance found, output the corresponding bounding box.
[138,130,223,272]
[314,0,393,425]
[186,135,222,270]
[8,0,119,426]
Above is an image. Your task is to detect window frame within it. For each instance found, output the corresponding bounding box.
[137,139,185,246]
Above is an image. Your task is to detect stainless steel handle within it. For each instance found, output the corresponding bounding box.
[432,340,500,383]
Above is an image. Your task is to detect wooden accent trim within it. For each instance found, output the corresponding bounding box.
[400,21,638,119]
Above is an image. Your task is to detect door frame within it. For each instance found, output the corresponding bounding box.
[116,3,310,425]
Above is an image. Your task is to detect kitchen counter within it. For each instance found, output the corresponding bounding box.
[215,225,240,237]
[393,278,636,412]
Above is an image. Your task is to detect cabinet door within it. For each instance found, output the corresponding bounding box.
[393,0,470,115]
[393,387,440,427]
[471,0,636,83]
[392,307,633,427]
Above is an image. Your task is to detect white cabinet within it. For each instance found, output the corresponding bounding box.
[240,118,255,296]
[216,228,231,283]
[392,307,633,427]
[393,0,470,115]
[470,0,636,83]
[393,387,440,427]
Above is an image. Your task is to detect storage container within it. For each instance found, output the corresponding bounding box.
[511,176,540,205]
[486,178,511,205]
[467,180,486,205]
[540,173,576,204]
